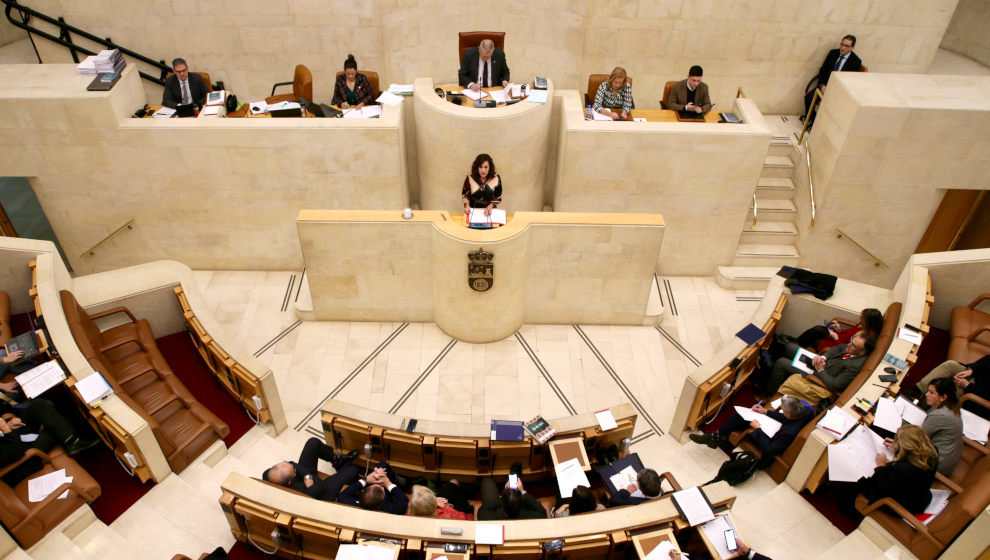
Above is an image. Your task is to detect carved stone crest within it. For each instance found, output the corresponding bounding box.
[468,249,494,292]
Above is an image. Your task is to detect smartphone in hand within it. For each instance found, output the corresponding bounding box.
[724,529,737,551]
[508,474,518,490]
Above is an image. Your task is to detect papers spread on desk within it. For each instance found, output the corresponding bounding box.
[387,83,413,95]
[643,540,679,560]
[732,406,783,438]
[28,468,72,503]
[608,465,637,492]
[961,409,990,444]
[461,88,489,101]
[335,544,397,560]
[590,109,612,121]
[468,208,507,226]
[152,106,176,119]
[827,424,892,482]
[595,409,618,431]
[817,406,857,439]
[872,398,904,433]
[791,347,819,375]
[700,514,739,560]
[474,524,504,545]
[343,106,383,119]
[916,489,951,525]
[376,91,404,106]
[268,101,301,111]
[201,106,221,116]
[554,457,591,498]
[671,487,715,527]
[526,90,549,104]
[15,360,66,399]
[249,101,267,114]
[897,327,923,346]
[893,396,927,426]
[633,117,647,122]
[76,371,113,405]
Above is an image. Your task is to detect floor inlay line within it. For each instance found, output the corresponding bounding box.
[654,325,702,367]
[281,274,296,312]
[305,426,323,439]
[253,320,302,358]
[294,268,306,303]
[294,322,410,431]
[654,273,663,307]
[514,331,578,415]
[736,296,762,302]
[389,338,458,414]
[572,326,664,436]
[662,278,678,316]
[630,430,656,445]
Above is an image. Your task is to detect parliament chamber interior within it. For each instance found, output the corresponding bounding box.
[0,1,990,559]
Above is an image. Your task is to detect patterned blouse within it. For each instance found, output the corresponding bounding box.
[592,81,634,114]
[332,73,375,107]
[462,175,503,208]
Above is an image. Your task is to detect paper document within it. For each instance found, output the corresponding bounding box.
[590,110,612,121]
[249,101,267,114]
[334,544,397,560]
[151,106,176,119]
[376,91,403,106]
[510,84,522,97]
[609,465,637,491]
[526,90,549,104]
[15,361,66,399]
[28,469,71,503]
[644,541,678,560]
[791,347,819,375]
[893,396,927,426]
[595,409,618,431]
[897,327,923,345]
[961,409,990,444]
[468,208,506,225]
[771,397,783,410]
[700,514,739,560]
[632,117,647,122]
[461,88,489,101]
[490,89,509,103]
[916,489,951,525]
[387,83,413,94]
[474,524,504,545]
[554,457,591,498]
[872,398,904,433]
[20,433,39,443]
[76,371,113,405]
[827,425,891,482]
[732,406,783,438]
[201,106,221,116]
[343,106,382,119]
[671,487,715,526]
[817,406,857,439]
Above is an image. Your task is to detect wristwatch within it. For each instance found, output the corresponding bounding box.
[304,474,313,481]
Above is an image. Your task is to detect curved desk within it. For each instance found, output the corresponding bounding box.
[413,77,553,214]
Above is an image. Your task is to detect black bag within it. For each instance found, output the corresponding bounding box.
[225,93,239,112]
[711,451,759,486]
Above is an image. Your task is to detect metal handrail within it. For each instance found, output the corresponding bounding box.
[2,0,170,85]
[80,219,134,257]
[804,140,816,231]
[736,87,746,99]
[835,228,889,270]
[751,193,757,229]
[798,89,821,145]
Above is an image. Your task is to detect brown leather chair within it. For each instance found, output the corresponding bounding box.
[0,290,10,345]
[267,64,313,104]
[334,70,381,99]
[949,294,990,339]
[661,80,678,109]
[165,72,213,92]
[0,448,101,548]
[458,31,505,62]
[586,74,633,107]
[860,64,869,72]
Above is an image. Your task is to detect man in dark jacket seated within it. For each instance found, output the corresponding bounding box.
[477,462,548,519]
[337,460,408,514]
[688,396,813,466]
[262,437,359,501]
[1,399,99,486]
[606,467,663,507]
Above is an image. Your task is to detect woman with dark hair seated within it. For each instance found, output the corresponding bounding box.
[461,153,502,217]
[551,485,605,517]
[331,54,375,110]
[797,307,883,353]
[922,378,963,476]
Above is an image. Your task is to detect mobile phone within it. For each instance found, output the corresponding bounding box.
[406,418,418,433]
[444,543,469,553]
[904,323,921,333]
[879,374,898,383]
[724,529,737,551]
[824,320,836,331]
[884,367,897,374]
[543,539,564,552]
[508,474,518,490]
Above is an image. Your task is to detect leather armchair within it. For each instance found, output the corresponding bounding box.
[0,290,11,344]
[950,293,990,339]
[661,81,678,109]
[586,74,633,107]
[335,70,381,99]
[267,64,313,104]
[458,31,505,62]
[165,71,213,93]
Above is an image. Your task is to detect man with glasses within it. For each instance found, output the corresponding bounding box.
[162,57,208,109]
[803,35,862,122]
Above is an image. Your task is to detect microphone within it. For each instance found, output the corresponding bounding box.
[620,438,631,454]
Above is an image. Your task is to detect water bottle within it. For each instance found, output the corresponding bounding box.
[586,105,592,120]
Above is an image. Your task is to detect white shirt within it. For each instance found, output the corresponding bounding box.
[180,79,191,105]
[475,57,492,88]
[835,54,849,71]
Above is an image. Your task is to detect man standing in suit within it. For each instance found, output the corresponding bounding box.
[458,39,510,92]
[162,57,208,109]
[337,460,409,514]
[804,35,862,119]
[666,65,711,114]
[688,396,813,465]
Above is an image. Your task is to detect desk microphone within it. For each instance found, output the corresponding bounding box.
[363,443,373,475]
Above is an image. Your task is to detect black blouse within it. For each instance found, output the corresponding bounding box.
[462,175,503,209]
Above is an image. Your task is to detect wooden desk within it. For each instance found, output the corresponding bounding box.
[630,109,722,123]
[696,512,747,560]
[436,83,528,107]
[548,437,592,472]
[632,526,680,559]
[142,104,229,119]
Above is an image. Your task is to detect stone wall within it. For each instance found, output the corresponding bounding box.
[941,0,990,67]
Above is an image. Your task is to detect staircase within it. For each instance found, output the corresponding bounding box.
[718,134,802,290]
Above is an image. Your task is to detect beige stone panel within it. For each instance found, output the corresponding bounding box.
[942,0,990,67]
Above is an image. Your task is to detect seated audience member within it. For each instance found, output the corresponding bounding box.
[607,468,663,507]
[592,66,634,120]
[337,460,408,514]
[462,153,502,217]
[0,350,35,405]
[795,307,883,353]
[839,425,937,518]
[407,483,475,519]
[803,35,861,121]
[734,539,772,560]
[922,378,963,476]
[765,331,874,405]
[262,437,359,501]
[667,65,711,114]
[1,399,99,486]
[477,463,547,520]
[458,39,510,91]
[331,54,375,110]
[162,57,208,109]
[918,353,990,402]
[688,396,812,464]
[552,484,604,517]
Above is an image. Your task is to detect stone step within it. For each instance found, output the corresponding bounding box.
[27,529,91,560]
[715,266,781,290]
[71,518,155,560]
[741,221,799,244]
[762,155,795,178]
[732,243,800,267]
[749,198,796,222]
[755,176,795,199]
[767,141,794,157]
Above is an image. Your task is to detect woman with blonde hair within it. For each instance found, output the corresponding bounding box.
[592,66,634,120]
[406,483,474,520]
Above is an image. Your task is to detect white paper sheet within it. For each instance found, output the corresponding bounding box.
[732,406,783,438]
[489,89,508,103]
[595,409,618,431]
[15,361,66,399]
[342,106,383,119]
[28,469,69,503]
[334,544,396,560]
[554,457,591,499]
[19,433,39,443]
[632,117,647,122]
[200,106,221,116]
[893,396,927,426]
[510,84,522,97]
[817,406,857,439]
[897,327,923,345]
[591,110,612,121]
[76,371,113,404]
[671,487,715,527]
[468,208,506,225]
[608,465,637,492]
[474,524,504,545]
[827,425,890,482]
[526,90,549,103]
[376,91,404,106]
[961,409,990,444]
[643,541,678,560]
[152,106,176,118]
[917,488,951,525]
[872,398,904,433]
[249,101,267,114]
[461,88,488,101]
[387,83,413,94]
[791,347,819,375]
[700,514,738,560]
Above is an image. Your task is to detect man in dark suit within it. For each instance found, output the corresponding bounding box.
[804,35,862,119]
[458,39,510,91]
[607,468,663,507]
[689,396,813,466]
[666,65,711,114]
[1,399,99,486]
[262,437,360,501]
[337,460,409,514]
[162,57,209,109]
[767,331,875,406]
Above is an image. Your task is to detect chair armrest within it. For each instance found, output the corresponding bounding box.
[967,293,990,310]
[934,472,963,495]
[831,317,857,328]
[967,326,990,342]
[0,448,53,477]
[960,393,990,411]
[270,81,293,96]
[856,496,942,548]
[88,306,138,323]
[99,338,143,355]
[658,471,682,492]
[16,480,92,525]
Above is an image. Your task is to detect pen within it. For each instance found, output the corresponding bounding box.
[821,425,842,436]
[871,383,888,389]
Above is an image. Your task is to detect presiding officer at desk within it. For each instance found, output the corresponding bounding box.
[593,66,634,121]
[162,57,208,109]
[667,65,711,114]
[332,54,375,110]
[459,39,510,92]
[462,153,502,217]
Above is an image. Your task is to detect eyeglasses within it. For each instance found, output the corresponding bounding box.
[840,42,854,48]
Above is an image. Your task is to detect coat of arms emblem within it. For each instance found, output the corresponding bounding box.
[468,249,494,292]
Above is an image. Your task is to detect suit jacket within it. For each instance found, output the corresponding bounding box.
[458,47,510,88]
[816,344,868,393]
[162,72,209,108]
[666,79,711,113]
[747,407,813,460]
[816,49,862,87]
[477,491,548,520]
[607,488,654,507]
[336,461,408,514]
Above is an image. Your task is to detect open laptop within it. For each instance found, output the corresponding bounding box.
[175,103,196,118]
[676,110,705,121]
[269,107,303,118]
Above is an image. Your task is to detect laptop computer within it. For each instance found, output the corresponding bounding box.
[304,102,342,118]
[269,107,303,118]
[175,103,197,118]
[4,329,39,359]
[676,110,705,121]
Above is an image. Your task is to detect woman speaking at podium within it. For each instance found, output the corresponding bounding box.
[461,153,502,217]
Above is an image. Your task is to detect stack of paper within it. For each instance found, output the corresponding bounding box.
[152,107,176,119]
[732,406,783,438]
[342,106,383,119]
[893,396,927,426]
[595,409,618,431]
[77,49,125,75]
[554,457,591,498]
[376,91,403,106]
[872,398,904,432]
[897,327,923,345]
[609,465,638,492]
[817,406,857,439]
[526,90,549,104]
[671,487,715,526]
[387,83,413,95]
[468,208,507,226]
[28,469,72,502]
[590,110,612,121]
[827,425,892,482]
[961,409,990,444]
[916,489,951,525]
[15,361,66,399]
[461,89,489,101]
[75,371,113,405]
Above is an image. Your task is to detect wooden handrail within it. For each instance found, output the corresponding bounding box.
[804,141,816,231]
[798,89,821,145]
[835,228,889,270]
[80,219,134,257]
[751,193,757,229]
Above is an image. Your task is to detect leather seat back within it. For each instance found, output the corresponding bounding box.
[836,301,902,406]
